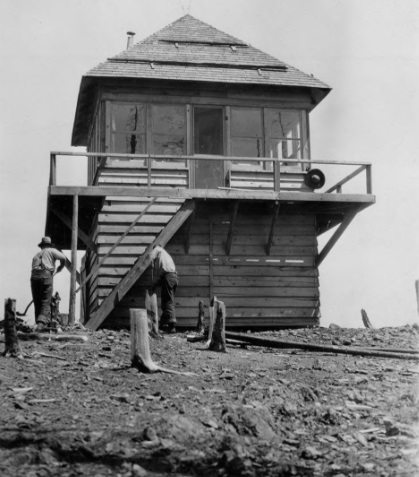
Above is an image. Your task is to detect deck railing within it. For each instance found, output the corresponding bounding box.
[49,152,373,195]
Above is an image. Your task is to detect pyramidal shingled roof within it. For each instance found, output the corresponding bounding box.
[85,14,329,89]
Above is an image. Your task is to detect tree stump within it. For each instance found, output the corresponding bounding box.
[204,296,216,347]
[3,299,22,358]
[145,290,160,338]
[130,309,159,372]
[209,298,227,352]
[195,300,205,334]
[130,309,196,375]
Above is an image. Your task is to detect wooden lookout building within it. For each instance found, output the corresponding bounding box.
[44,15,375,330]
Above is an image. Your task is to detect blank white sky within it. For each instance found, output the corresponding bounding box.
[0,0,418,327]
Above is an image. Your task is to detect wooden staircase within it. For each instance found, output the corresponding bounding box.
[83,197,195,330]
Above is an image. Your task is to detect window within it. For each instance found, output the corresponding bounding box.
[152,105,186,156]
[230,107,263,158]
[194,107,224,155]
[110,103,146,154]
[266,110,302,161]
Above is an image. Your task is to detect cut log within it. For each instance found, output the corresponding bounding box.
[130,309,195,375]
[195,300,205,334]
[3,299,22,358]
[209,299,227,352]
[361,309,374,329]
[145,290,161,338]
[224,331,419,361]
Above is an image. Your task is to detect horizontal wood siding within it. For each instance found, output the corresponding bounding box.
[98,202,320,329]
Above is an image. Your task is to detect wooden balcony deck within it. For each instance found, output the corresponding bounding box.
[45,151,375,251]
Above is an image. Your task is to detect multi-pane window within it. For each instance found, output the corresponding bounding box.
[230,107,263,158]
[266,110,302,161]
[152,104,186,156]
[110,103,147,154]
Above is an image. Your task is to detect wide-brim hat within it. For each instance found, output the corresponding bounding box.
[38,236,55,248]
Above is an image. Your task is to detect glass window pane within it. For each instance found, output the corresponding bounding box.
[268,110,301,139]
[270,139,301,160]
[231,107,263,138]
[153,105,186,135]
[111,133,146,154]
[231,138,263,158]
[194,107,223,155]
[152,105,186,157]
[153,135,185,156]
[111,104,146,133]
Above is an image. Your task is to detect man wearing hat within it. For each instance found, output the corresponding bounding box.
[31,237,67,331]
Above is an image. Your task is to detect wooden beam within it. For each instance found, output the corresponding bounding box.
[85,199,195,331]
[68,194,78,327]
[51,205,97,253]
[325,165,366,193]
[225,201,239,255]
[76,197,157,293]
[184,209,196,254]
[266,202,280,256]
[49,185,376,205]
[316,208,360,266]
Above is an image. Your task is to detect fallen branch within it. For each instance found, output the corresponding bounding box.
[130,309,195,375]
[224,331,419,361]
[17,333,88,342]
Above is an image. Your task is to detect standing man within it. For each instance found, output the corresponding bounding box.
[31,237,67,331]
[150,245,178,333]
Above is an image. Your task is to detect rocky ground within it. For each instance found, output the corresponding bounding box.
[0,324,418,477]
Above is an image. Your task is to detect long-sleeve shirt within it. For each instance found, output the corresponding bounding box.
[150,246,176,285]
[32,248,66,273]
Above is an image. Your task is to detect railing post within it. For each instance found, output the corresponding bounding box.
[49,153,56,186]
[337,185,342,194]
[147,156,152,187]
[274,160,281,192]
[366,165,372,194]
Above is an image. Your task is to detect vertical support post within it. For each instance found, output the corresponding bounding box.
[266,202,280,256]
[274,160,281,192]
[366,164,372,194]
[209,215,214,300]
[69,194,78,327]
[49,153,57,186]
[147,156,152,187]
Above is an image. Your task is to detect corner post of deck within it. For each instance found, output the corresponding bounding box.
[366,164,372,194]
[69,193,79,327]
[49,153,57,186]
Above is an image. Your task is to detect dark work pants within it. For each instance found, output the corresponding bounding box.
[31,270,53,325]
[160,272,178,325]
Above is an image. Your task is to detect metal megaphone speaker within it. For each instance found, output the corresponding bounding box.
[304,168,326,189]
